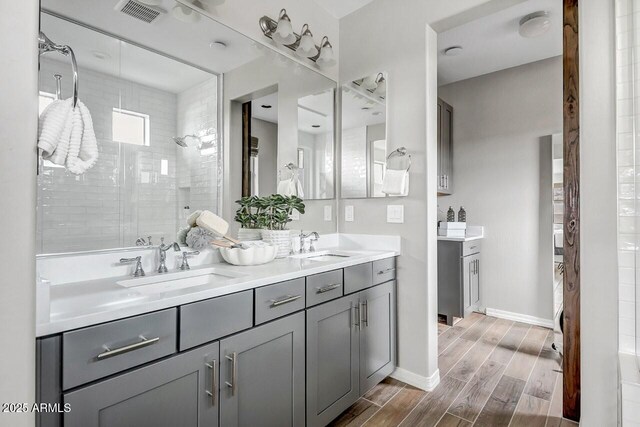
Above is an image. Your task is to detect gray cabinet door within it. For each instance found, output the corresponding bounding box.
[219,312,305,427]
[463,254,480,316]
[359,281,396,395]
[64,341,219,427]
[307,294,360,427]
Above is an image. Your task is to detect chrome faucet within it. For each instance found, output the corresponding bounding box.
[158,238,181,273]
[180,251,200,270]
[299,231,320,253]
[120,256,145,277]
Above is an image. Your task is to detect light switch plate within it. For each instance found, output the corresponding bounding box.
[324,205,332,221]
[387,205,404,223]
[345,205,354,222]
[290,210,300,221]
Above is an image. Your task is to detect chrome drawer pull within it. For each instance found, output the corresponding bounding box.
[205,359,217,405]
[270,294,302,307]
[377,267,396,275]
[225,352,237,396]
[97,335,159,360]
[316,283,341,294]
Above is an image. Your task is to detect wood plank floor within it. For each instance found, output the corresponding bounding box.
[329,314,576,427]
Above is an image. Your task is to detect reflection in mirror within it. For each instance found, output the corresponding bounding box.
[340,73,392,198]
[37,12,221,254]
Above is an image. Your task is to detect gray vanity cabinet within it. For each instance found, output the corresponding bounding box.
[359,280,396,394]
[438,240,481,325]
[219,311,305,427]
[306,293,361,427]
[63,341,219,427]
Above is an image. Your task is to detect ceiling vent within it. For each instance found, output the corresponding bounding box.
[115,0,166,24]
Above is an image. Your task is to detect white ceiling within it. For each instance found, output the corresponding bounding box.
[251,90,335,135]
[41,0,262,80]
[437,0,562,86]
[312,0,376,19]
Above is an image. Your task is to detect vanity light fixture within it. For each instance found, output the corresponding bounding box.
[271,9,296,45]
[259,11,334,66]
[296,24,319,57]
[519,11,551,38]
[316,36,336,67]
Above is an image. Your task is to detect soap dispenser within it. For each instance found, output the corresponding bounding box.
[447,207,455,222]
[458,206,466,222]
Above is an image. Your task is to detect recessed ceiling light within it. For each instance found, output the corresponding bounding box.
[519,11,551,38]
[261,105,272,109]
[444,46,463,57]
[361,107,371,111]
[91,50,111,60]
[209,40,227,50]
[312,124,321,128]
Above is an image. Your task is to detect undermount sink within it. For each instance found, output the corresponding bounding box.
[117,267,245,295]
[290,251,354,262]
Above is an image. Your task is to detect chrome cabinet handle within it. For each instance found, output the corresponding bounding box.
[97,335,159,360]
[316,283,341,294]
[377,267,395,275]
[205,359,217,405]
[270,294,302,308]
[225,352,237,396]
[362,300,369,327]
[352,303,360,329]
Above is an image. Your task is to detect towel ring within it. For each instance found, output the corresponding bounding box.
[39,32,79,109]
[386,147,412,172]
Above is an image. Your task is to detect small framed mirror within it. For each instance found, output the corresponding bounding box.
[341,72,403,198]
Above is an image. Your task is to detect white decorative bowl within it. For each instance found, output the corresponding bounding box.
[219,242,277,266]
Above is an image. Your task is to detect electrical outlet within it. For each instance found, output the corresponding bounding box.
[345,205,354,222]
[387,205,404,223]
[290,210,300,221]
[324,205,332,221]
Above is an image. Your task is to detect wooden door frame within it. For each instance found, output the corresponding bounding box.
[562,0,580,421]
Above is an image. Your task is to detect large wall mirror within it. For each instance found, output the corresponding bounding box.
[341,72,407,199]
[38,0,337,254]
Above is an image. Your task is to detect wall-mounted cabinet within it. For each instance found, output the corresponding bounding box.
[437,98,454,195]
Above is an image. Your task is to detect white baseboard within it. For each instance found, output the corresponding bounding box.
[390,367,440,391]
[485,308,554,329]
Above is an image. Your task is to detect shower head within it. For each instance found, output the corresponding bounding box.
[173,134,200,148]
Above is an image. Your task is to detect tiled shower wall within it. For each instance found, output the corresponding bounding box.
[37,58,220,253]
[616,0,638,356]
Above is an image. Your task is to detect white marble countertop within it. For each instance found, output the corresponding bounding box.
[437,234,484,242]
[37,248,398,337]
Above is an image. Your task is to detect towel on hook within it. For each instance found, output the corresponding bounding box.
[38,98,99,174]
[382,169,409,196]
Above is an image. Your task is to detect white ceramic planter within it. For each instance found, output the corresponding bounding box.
[261,229,292,258]
[237,228,262,241]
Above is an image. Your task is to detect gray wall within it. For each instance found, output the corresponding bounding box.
[0,2,38,426]
[580,0,619,423]
[438,56,562,323]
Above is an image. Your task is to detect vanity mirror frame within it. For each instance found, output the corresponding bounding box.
[36,9,225,256]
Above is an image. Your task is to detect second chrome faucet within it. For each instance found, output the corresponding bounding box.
[158,238,181,273]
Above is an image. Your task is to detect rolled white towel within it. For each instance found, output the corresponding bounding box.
[277,179,292,196]
[38,99,73,163]
[66,101,99,174]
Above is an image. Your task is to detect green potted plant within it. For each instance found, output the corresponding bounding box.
[234,196,263,241]
[258,194,305,258]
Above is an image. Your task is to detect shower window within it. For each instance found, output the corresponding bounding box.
[36,13,222,254]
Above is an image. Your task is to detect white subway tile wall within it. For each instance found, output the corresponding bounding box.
[341,126,368,198]
[616,0,639,359]
[37,58,219,253]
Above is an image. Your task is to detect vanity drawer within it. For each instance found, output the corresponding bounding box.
[179,290,253,351]
[344,262,373,294]
[255,278,306,325]
[306,269,343,307]
[62,308,177,390]
[373,257,397,285]
[463,241,481,256]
